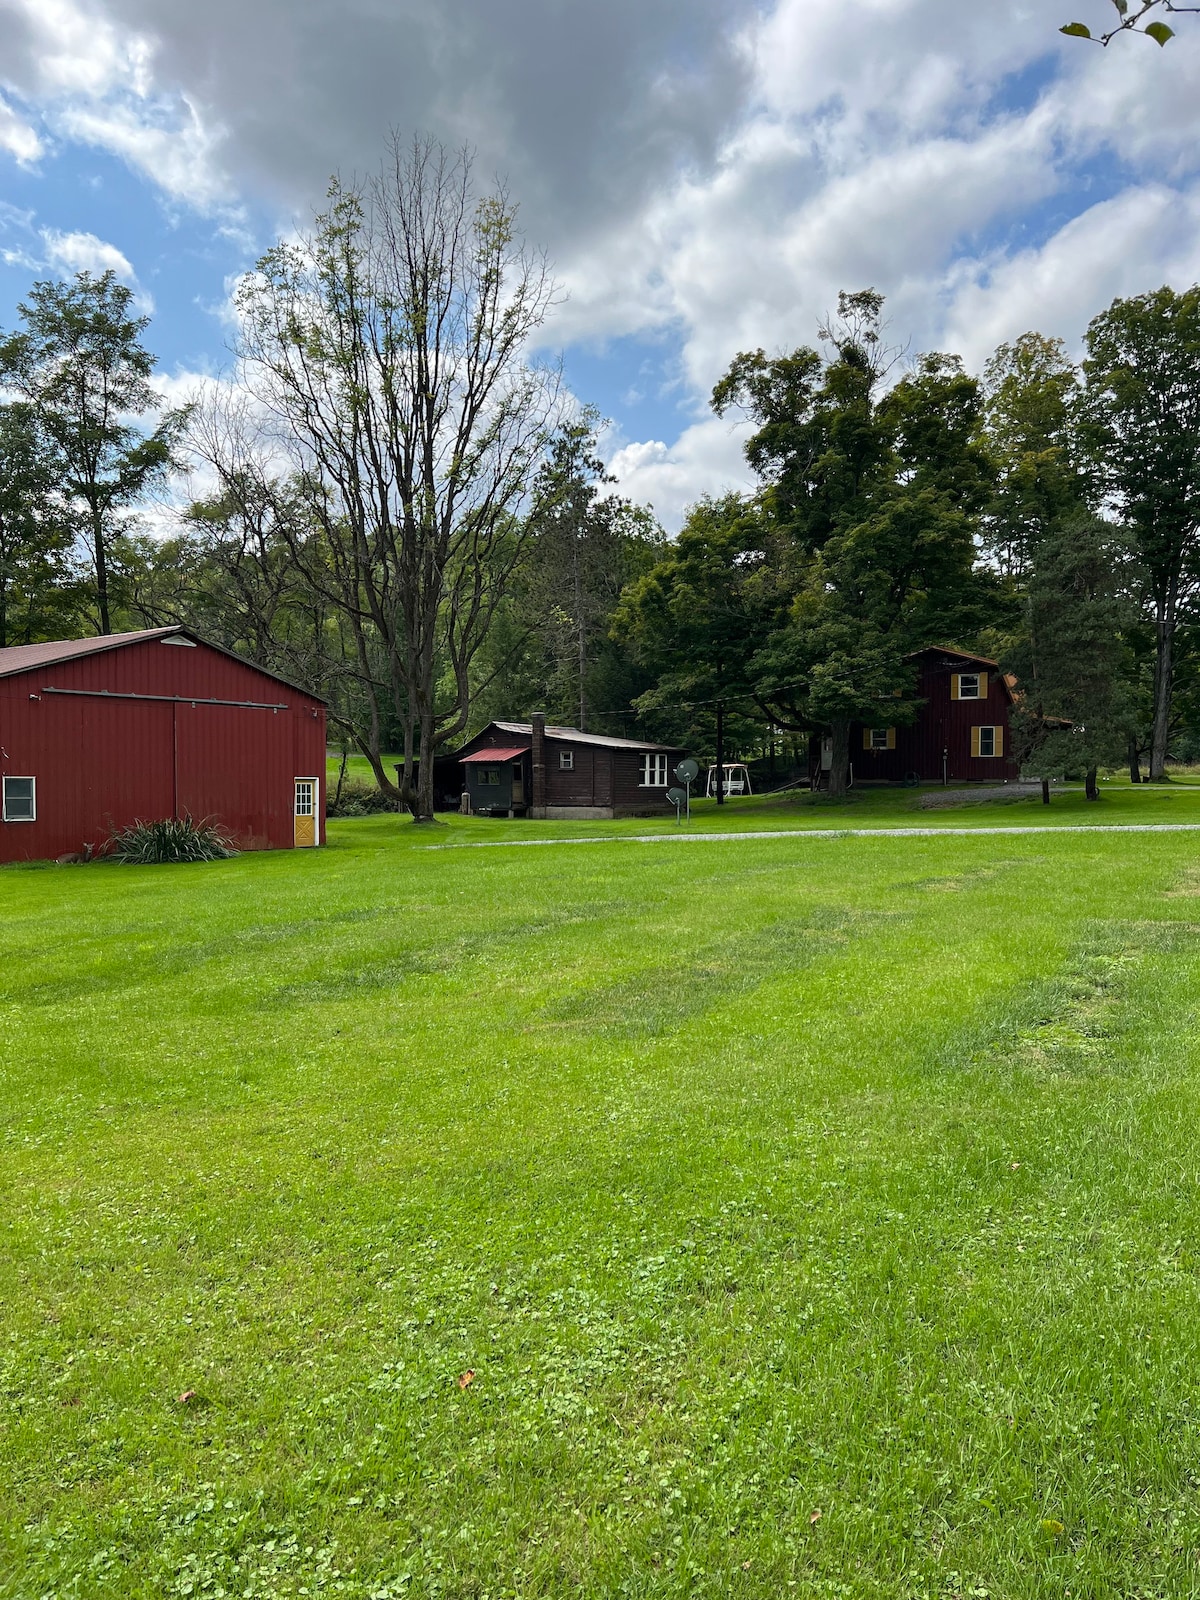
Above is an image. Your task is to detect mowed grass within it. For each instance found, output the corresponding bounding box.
[5,802,1200,1596]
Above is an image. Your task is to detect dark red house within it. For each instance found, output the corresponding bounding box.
[0,626,327,864]
[448,714,688,818]
[812,646,1021,787]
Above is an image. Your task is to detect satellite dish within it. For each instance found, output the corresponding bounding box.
[667,786,687,805]
[676,757,699,783]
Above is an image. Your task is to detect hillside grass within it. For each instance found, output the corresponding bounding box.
[5,799,1200,1596]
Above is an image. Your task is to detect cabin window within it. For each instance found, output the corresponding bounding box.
[478,766,502,786]
[640,753,668,787]
[559,750,574,771]
[953,672,985,700]
[972,726,1003,758]
[2,776,35,821]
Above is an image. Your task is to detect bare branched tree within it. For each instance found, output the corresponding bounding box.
[232,134,561,818]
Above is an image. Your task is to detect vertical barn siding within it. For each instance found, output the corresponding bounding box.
[847,654,1019,784]
[0,636,325,863]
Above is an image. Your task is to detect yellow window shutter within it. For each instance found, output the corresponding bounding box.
[978,671,988,697]
[971,726,981,758]
[863,729,873,751]
[887,727,896,750]
[951,674,961,701]
[995,725,1004,757]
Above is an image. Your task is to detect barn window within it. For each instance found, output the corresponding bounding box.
[640,753,668,787]
[867,728,895,751]
[953,672,986,700]
[2,776,35,822]
[972,726,1003,758]
[559,749,574,771]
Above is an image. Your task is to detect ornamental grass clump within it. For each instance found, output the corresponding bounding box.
[106,815,238,864]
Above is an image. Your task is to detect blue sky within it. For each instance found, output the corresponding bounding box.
[1,0,1198,528]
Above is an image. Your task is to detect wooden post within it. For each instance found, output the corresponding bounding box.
[715,700,724,807]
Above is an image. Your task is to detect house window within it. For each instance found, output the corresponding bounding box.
[972,726,1003,759]
[559,749,574,771]
[640,753,668,787]
[954,672,983,700]
[2,776,35,821]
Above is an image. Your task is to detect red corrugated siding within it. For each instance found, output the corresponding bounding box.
[0,635,326,863]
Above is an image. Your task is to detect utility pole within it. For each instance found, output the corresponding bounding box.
[715,699,725,807]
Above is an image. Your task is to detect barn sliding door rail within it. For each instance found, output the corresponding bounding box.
[39,686,289,710]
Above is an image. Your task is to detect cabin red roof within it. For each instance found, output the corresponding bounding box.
[461,746,529,763]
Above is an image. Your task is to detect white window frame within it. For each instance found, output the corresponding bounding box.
[640,753,668,788]
[869,728,890,751]
[2,775,36,822]
[957,673,982,700]
[294,778,316,817]
[977,726,997,758]
[559,749,574,771]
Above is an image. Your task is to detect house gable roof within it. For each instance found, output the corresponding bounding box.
[459,720,683,757]
[0,625,328,703]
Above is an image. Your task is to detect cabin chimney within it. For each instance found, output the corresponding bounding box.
[530,712,547,818]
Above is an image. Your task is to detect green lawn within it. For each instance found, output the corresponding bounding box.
[6,798,1200,1596]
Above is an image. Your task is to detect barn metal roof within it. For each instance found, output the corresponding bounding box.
[461,746,529,763]
[0,626,181,678]
[488,720,683,753]
[0,624,328,703]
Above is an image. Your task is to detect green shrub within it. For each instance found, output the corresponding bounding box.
[327,779,400,817]
[105,815,239,864]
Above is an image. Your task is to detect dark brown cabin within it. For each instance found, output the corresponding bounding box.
[811,646,1021,787]
[449,715,689,819]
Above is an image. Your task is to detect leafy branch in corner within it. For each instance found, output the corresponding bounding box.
[1062,0,1199,47]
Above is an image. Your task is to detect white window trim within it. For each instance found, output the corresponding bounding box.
[2,775,36,822]
[559,749,574,770]
[957,673,982,700]
[639,753,668,788]
[976,726,999,757]
[869,728,890,751]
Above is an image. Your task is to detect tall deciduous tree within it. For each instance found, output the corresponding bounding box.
[233,135,560,819]
[0,400,74,647]
[1082,284,1200,779]
[0,271,184,634]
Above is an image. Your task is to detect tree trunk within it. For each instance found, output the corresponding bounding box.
[1085,765,1099,801]
[93,505,111,635]
[414,712,437,823]
[714,699,724,806]
[333,745,349,811]
[1041,777,1051,806]
[1150,584,1177,780]
[827,719,852,798]
[1128,734,1142,784]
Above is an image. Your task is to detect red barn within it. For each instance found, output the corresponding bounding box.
[0,626,327,864]
[811,646,1022,787]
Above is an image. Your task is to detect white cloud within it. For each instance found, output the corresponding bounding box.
[40,227,153,310]
[606,416,755,532]
[0,93,42,164]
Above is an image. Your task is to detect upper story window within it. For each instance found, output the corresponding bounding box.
[559,749,574,771]
[640,753,668,787]
[2,776,35,821]
[953,671,985,700]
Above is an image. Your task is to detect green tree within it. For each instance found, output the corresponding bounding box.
[1006,515,1135,800]
[712,305,996,795]
[0,400,76,646]
[1082,284,1200,779]
[978,333,1086,584]
[0,271,185,635]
